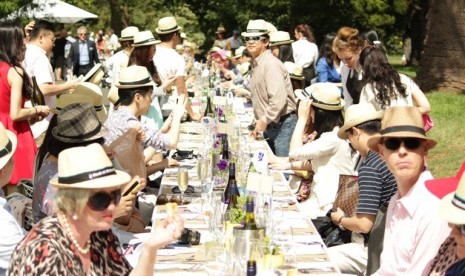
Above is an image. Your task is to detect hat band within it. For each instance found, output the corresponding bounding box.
[58,124,102,140]
[58,166,117,184]
[159,25,179,33]
[134,38,157,45]
[246,29,267,33]
[95,105,102,111]
[0,139,12,158]
[452,193,465,211]
[310,95,341,106]
[380,125,425,136]
[119,77,152,86]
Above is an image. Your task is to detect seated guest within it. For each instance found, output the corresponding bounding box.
[426,162,465,275]
[8,143,183,275]
[368,106,450,275]
[327,103,397,275]
[0,123,24,275]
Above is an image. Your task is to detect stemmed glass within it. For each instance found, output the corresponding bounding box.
[197,157,209,192]
[177,167,188,204]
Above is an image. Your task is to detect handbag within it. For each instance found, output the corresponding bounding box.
[333,174,359,217]
[311,210,352,247]
[423,113,434,132]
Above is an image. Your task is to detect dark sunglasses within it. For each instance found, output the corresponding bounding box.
[455,224,465,235]
[382,138,422,151]
[245,36,265,42]
[88,189,121,211]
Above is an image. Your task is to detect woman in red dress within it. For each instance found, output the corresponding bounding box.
[0,21,50,192]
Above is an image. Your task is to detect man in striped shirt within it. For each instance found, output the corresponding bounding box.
[328,103,397,275]
[367,106,450,276]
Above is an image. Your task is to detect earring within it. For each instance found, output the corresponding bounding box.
[72,214,78,220]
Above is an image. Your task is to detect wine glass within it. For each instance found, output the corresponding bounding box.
[197,157,209,192]
[205,247,229,275]
[177,167,188,204]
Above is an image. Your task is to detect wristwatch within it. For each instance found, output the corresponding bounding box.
[338,215,346,230]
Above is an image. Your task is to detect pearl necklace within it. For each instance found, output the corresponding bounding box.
[59,212,91,255]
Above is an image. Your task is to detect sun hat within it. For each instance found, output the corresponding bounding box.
[115,65,155,89]
[367,106,437,152]
[50,143,131,189]
[241,19,272,37]
[338,103,384,139]
[0,123,17,170]
[234,46,246,59]
[52,102,106,143]
[156,16,182,34]
[238,62,251,76]
[81,63,104,85]
[270,31,294,47]
[132,30,160,47]
[294,83,344,111]
[72,82,108,122]
[426,162,465,224]
[284,62,304,81]
[52,93,94,115]
[216,26,226,34]
[119,26,139,41]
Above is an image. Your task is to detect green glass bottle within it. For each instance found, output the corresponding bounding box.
[244,196,258,230]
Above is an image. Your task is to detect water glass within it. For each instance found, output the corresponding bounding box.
[205,247,230,276]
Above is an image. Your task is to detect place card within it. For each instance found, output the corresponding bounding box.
[213,96,226,105]
[246,173,273,194]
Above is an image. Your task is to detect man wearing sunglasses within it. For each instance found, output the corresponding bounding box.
[68,26,100,77]
[367,106,450,276]
[242,19,297,157]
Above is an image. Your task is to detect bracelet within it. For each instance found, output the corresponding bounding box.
[338,215,346,230]
[33,106,38,116]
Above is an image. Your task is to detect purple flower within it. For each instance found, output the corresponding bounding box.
[214,140,220,149]
[217,159,228,171]
[216,106,223,117]
[258,152,264,162]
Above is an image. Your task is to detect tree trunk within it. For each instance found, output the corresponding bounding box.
[417,0,465,92]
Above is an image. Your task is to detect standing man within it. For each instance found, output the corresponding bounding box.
[23,20,79,144]
[154,16,201,121]
[68,26,100,77]
[368,106,450,275]
[243,19,297,157]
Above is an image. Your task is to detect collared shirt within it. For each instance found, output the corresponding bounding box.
[374,170,451,276]
[249,50,296,125]
[153,45,186,81]
[292,38,318,69]
[0,197,24,273]
[79,41,90,65]
[22,43,56,138]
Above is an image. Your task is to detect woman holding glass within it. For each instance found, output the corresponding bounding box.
[8,143,183,275]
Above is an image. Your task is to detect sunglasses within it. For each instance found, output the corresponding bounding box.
[245,36,265,42]
[456,224,465,235]
[87,189,121,211]
[382,137,422,151]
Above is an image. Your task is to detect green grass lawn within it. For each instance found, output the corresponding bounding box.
[388,54,465,177]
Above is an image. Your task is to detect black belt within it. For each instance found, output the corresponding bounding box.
[269,111,295,128]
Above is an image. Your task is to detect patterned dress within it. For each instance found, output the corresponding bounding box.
[429,237,459,275]
[7,215,131,275]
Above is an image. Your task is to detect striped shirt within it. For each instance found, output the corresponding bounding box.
[357,151,397,215]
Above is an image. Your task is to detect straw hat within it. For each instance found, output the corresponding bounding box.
[294,83,344,111]
[367,106,437,152]
[50,143,131,189]
[119,26,139,41]
[52,93,93,114]
[0,123,17,170]
[284,62,304,81]
[234,46,246,59]
[52,102,106,143]
[132,30,160,47]
[72,82,107,122]
[216,26,226,34]
[427,162,465,224]
[338,103,384,139]
[270,31,293,47]
[156,16,182,34]
[238,62,251,76]
[241,19,271,37]
[81,63,104,85]
[115,65,155,89]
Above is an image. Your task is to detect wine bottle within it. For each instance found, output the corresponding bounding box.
[223,162,238,201]
[221,134,229,160]
[225,179,239,210]
[244,196,258,230]
[204,95,213,116]
[31,76,46,106]
[246,260,257,276]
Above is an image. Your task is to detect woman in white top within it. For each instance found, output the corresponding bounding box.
[358,46,430,114]
[292,24,319,86]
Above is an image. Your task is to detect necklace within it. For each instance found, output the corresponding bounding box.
[59,212,91,255]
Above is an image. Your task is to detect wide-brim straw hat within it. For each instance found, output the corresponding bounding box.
[238,62,250,76]
[72,82,107,122]
[52,93,93,115]
[52,102,107,143]
[338,103,384,139]
[81,63,104,85]
[367,106,437,152]
[119,26,139,41]
[242,19,271,37]
[115,65,155,89]
[156,16,182,34]
[284,61,304,81]
[234,46,246,59]
[295,83,344,111]
[50,143,131,189]
[270,31,294,47]
[0,123,17,170]
[132,30,160,47]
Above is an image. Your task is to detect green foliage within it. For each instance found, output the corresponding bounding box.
[0,0,32,18]
[228,196,246,224]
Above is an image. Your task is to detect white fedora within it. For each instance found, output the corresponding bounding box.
[119,26,139,41]
[156,16,182,34]
[284,62,304,81]
[132,30,160,47]
[337,103,384,139]
[52,93,93,115]
[270,31,293,47]
[234,46,246,59]
[50,143,131,189]
[72,82,108,122]
[241,19,271,37]
[294,83,344,111]
[0,123,17,170]
[81,63,104,85]
[115,65,155,89]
